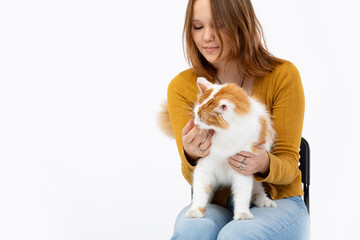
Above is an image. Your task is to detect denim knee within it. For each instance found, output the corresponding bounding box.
[218,196,310,240]
[171,217,220,240]
[217,222,262,240]
[171,204,233,240]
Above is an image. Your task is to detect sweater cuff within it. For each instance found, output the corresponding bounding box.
[254,151,277,182]
[180,148,196,185]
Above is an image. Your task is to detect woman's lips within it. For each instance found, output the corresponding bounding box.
[203,46,219,53]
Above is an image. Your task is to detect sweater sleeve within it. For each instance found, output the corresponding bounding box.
[167,71,198,186]
[254,62,305,185]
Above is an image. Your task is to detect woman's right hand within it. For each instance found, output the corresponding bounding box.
[182,119,213,164]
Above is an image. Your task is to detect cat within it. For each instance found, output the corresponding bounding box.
[159,77,277,220]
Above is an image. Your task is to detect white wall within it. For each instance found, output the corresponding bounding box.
[0,0,359,239]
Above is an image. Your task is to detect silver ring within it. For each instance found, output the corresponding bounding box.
[242,157,246,163]
[199,146,205,153]
[239,163,245,170]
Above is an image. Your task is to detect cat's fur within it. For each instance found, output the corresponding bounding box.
[159,77,277,220]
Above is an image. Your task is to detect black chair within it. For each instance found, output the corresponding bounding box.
[299,137,310,214]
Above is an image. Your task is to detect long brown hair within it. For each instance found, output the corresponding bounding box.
[183,0,283,81]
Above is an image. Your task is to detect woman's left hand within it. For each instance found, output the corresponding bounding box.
[228,146,270,176]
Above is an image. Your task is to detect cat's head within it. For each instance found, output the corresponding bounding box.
[193,77,251,131]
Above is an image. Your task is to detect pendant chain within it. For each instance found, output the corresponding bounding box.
[216,75,245,87]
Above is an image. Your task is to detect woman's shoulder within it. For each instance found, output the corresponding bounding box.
[271,60,300,78]
[168,68,198,91]
[167,68,199,105]
[262,59,304,101]
[170,68,196,84]
[178,68,197,80]
[264,60,301,87]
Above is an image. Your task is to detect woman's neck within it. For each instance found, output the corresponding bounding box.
[215,61,245,85]
[215,61,253,96]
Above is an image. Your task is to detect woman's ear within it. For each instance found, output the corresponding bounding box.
[197,77,213,94]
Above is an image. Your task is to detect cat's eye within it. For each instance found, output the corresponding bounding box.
[220,104,227,111]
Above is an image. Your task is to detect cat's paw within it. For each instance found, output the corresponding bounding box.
[233,211,254,221]
[185,207,205,218]
[254,198,277,208]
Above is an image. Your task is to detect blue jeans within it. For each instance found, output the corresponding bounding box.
[171,196,310,240]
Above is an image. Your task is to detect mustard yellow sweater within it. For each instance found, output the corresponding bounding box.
[167,61,305,207]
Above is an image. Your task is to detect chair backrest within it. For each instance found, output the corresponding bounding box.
[299,137,310,213]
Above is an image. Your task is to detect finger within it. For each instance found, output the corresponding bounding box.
[192,129,207,146]
[228,157,237,167]
[238,151,256,158]
[200,130,208,143]
[202,130,213,144]
[229,154,245,163]
[199,144,211,156]
[232,157,249,170]
[254,143,265,149]
[207,129,215,137]
[199,133,212,150]
[182,119,195,136]
[228,157,243,168]
[199,141,211,154]
[228,159,244,172]
[228,158,252,175]
[196,141,211,156]
[228,159,238,170]
[182,125,199,144]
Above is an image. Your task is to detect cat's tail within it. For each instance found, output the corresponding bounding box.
[157,101,175,138]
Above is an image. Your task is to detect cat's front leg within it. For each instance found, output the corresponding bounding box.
[232,174,254,220]
[186,165,214,218]
[252,180,277,208]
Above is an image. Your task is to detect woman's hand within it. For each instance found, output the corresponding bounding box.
[228,146,270,176]
[182,119,214,164]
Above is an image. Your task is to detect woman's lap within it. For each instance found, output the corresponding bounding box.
[171,203,233,240]
[171,196,310,240]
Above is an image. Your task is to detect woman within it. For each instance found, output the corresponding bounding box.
[167,0,310,239]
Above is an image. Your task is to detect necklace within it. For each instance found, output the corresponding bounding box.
[216,75,245,88]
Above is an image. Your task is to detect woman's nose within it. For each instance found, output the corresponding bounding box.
[204,27,215,42]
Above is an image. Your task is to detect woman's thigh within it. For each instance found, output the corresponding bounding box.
[171,203,233,240]
[217,196,310,240]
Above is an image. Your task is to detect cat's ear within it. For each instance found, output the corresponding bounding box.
[197,77,213,94]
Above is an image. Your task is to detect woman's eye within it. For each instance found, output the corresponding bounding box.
[193,26,203,30]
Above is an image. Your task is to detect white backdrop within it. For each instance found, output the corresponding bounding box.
[1,0,359,239]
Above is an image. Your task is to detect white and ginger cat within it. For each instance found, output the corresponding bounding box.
[159,77,277,220]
